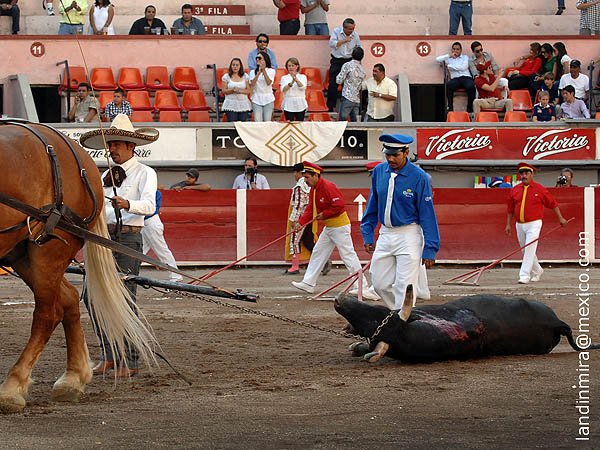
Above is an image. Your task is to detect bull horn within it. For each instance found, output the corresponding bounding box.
[398,285,414,322]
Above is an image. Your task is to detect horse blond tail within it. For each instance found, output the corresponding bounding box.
[83,209,157,369]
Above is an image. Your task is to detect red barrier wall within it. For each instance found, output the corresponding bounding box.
[160,187,591,263]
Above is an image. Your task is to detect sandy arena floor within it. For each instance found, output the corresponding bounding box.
[0,265,598,449]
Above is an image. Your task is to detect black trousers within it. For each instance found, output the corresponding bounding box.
[280,18,300,35]
[283,110,306,121]
[508,74,529,91]
[447,75,476,112]
[327,56,351,111]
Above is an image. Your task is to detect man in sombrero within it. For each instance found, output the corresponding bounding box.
[79,113,159,377]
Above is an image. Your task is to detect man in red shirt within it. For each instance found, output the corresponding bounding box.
[292,161,370,295]
[473,60,513,116]
[273,0,300,35]
[505,162,568,284]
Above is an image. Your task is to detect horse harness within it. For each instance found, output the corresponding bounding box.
[0,119,98,245]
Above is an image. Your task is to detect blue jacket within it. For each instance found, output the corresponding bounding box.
[360,161,440,260]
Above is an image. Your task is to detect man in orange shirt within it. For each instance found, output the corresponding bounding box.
[505,162,568,284]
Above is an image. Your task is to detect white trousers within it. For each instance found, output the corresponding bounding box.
[370,224,423,310]
[516,220,543,282]
[142,214,182,281]
[301,224,367,289]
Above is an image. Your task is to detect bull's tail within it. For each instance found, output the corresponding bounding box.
[562,326,600,351]
[83,209,157,369]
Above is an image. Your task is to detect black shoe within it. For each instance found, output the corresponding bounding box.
[282,269,299,275]
[321,260,332,275]
[555,7,565,15]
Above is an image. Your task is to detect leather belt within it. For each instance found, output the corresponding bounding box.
[107,224,142,234]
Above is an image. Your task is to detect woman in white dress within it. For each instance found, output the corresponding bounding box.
[222,58,252,122]
[89,0,115,35]
[280,57,308,121]
[249,51,276,122]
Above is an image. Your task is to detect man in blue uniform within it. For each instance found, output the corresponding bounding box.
[360,134,440,320]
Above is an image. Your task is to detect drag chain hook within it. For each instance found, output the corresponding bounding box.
[367,310,396,345]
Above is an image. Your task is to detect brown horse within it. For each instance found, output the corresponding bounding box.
[0,123,155,413]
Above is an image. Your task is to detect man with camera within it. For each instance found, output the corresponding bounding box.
[232,157,270,190]
[556,168,576,187]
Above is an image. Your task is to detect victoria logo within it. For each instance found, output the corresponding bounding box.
[424,128,492,159]
[522,129,589,159]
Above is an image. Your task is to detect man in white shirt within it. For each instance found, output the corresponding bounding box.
[558,59,590,101]
[79,114,159,378]
[362,64,398,122]
[232,157,270,190]
[327,18,361,112]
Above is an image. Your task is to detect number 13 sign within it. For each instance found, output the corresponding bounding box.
[416,41,431,57]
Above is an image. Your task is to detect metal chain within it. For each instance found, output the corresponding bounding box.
[367,310,396,345]
[150,287,366,342]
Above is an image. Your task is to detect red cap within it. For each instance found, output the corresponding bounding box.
[475,60,492,73]
[302,161,323,174]
[517,162,535,172]
[365,161,382,172]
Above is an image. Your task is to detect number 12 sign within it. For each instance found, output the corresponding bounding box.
[370,43,386,58]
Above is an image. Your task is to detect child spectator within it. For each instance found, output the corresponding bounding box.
[104,88,132,121]
[539,72,561,109]
[532,91,557,122]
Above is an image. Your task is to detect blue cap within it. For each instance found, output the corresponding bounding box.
[379,134,413,155]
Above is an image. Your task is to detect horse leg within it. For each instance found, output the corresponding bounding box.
[52,277,92,402]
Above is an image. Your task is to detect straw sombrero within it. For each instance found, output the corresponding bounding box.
[79,114,159,149]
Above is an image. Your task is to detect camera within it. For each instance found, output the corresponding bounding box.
[245,166,258,183]
[557,175,567,186]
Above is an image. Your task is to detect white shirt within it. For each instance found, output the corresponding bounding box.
[435,53,471,79]
[249,68,276,106]
[329,27,361,59]
[558,73,590,99]
[222,73,252,112]
[280,73,308,112]
[232,173,270,190]
[362,77,397,119]
[102,156,157,226]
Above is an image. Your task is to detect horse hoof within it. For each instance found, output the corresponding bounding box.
[0,393,26,414]
[348,342,370,357]
[51,385,83,403]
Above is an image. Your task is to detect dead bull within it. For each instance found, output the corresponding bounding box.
[334,292,600,363]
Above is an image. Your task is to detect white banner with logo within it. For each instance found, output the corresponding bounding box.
[234,122,347,166]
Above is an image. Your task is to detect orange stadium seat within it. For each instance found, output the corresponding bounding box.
[306,90,328,112]
[187,110,210,122]
[118,67,145,91]
[596,112,600,119]
[504,67,520,78]
[509,90,533,111]
[172,67,199,91]
[504,111,528,122]
[98,91,113,111]
[447,111,470,122]
[90,68,117,90]
[308,112,332,121]
[159,110,182,122]
[279,112,288,122]
[154,90,182,111]
[324,71,343,92]
[182,90,210,111]
[145,66,171,90]
[475,111,499,122]
[59,66,88,91]
[274,90,283,111]
[271,68,287,91]
[301,67,324,91]
[127,91,154,111]
[131,110,154,122]
[216,68,229,92]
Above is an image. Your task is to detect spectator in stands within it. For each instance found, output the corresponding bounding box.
[301,0,329,36]
[436,42,476,114]
[248,33,278,72]
[0,0,19,35]
[576,0,600,35]
[129,5,168,35]
[532,91,557,122]
[362,64,398,122]
[559,59,590,101]
[281,57,309,121]
[46,1,54,16]
[449,0,473,36]
[559,85,590,119]
[172,3,205,35]
[273,0,300,35]
[58,0,87,35]
[327,18,361,112]
[539,72,561,107]
[222,58,252,122]
[555,168,576,187]
[249,51,276,122]
[468,41,499,78]
[473,61,513,115]
[506,42,543,91]
[233,157,270,190]
[68,83,98,123]
[553,42,571,81]
[530,43,557,98]
[557,0,566,14]
[104,88,132,121]
[336,47,367,122]
[88,0,114,36]
[169,168,211,191]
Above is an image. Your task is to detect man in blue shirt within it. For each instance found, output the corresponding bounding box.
[361,134,440,320]
[172,3,205,35]
[248,33,278,72]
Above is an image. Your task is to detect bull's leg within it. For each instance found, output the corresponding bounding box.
[52,278,92,403]
[348,341,370,357]
[363,341,390,363]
